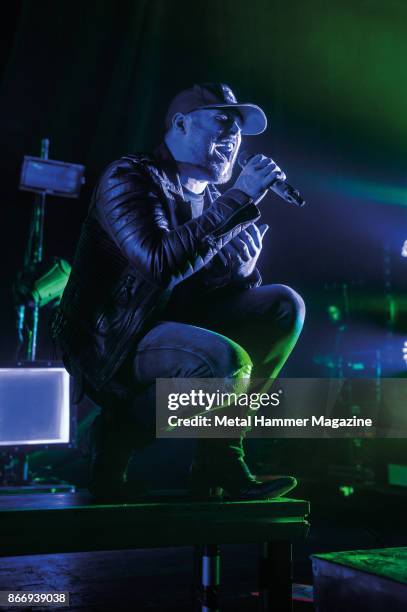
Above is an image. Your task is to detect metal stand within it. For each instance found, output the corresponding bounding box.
[258,541,293,611]
[194,544,220,612]
[9,139,49,488]
[16,138,49,361]
[3,138,76,494]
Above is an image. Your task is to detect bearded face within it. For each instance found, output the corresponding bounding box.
[181,108,242,184]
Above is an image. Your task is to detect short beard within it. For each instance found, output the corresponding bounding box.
[179,145,238,185]
[208,154,238,185]
[211,164,233,184]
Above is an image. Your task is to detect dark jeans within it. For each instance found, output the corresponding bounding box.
[134,282,305,380]
[88,283,305,462]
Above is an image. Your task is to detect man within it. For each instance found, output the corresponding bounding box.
[53,83,305,502]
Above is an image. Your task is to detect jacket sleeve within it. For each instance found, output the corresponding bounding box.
[94,159,261,289]
[195,251,262,292]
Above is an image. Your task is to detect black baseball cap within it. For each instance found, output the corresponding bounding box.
[165,83,267,135]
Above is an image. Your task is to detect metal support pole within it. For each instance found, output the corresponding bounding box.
[16,453,29,484]
[258,541,293,611]
[194,544,220,612]
[28,138,49,361]
[17,138,49,361]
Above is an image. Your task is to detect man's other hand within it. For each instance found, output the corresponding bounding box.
[222,222,269,280]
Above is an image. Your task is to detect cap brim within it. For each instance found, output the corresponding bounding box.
[199,103,267,135]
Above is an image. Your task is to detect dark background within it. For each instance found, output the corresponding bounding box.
[1,0,407,485]
[2,0,407,372]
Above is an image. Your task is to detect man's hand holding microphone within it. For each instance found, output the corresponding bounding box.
[234,152,305,208]
[234,153,287,203]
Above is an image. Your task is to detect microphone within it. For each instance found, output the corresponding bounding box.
[238,152,306,208]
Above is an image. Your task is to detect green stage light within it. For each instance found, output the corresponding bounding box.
[339,486,354,497]
[327,305,342,322]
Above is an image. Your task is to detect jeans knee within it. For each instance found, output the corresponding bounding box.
[272,284,306,335]
[287,286,306,329]
[208,336,253,378]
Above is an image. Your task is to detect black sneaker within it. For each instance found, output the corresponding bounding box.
[189,456,297,501]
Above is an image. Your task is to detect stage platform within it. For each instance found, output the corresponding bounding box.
[312,547,407,611]
[0,490,310,610]
[0,490,309,556]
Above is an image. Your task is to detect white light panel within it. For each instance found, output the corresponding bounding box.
[0,368,70,446]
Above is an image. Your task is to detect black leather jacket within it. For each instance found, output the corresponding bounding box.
[52,143,262,392]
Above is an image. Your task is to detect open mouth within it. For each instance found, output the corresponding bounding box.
[213,140,235,163]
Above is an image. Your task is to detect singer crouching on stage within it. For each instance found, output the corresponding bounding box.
[52,83,305,502]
